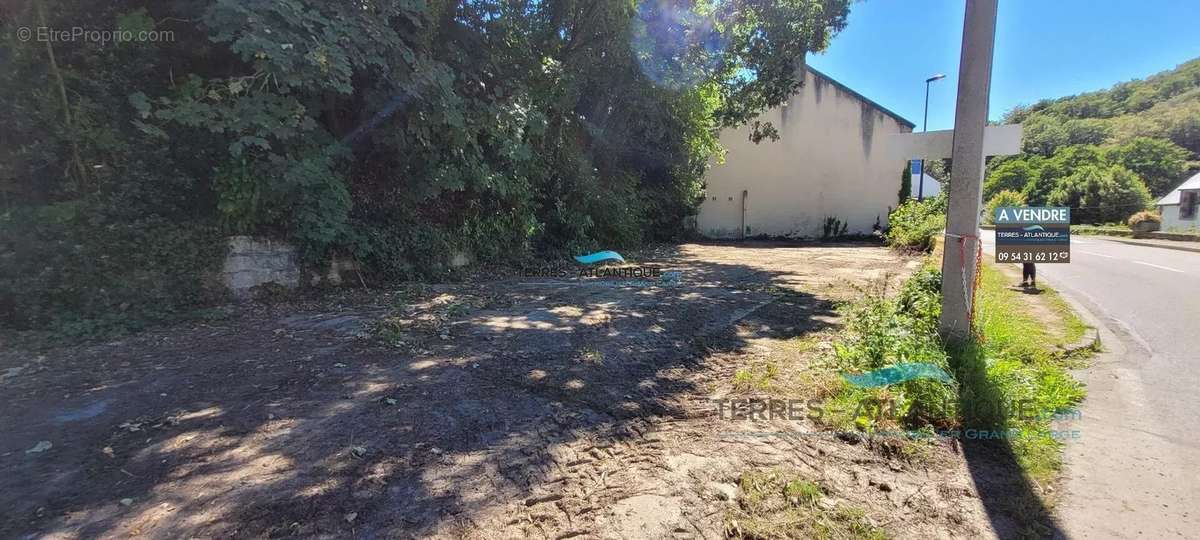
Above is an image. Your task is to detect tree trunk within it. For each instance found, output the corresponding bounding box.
[37,1,89,189]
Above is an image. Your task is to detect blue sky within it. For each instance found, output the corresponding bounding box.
[806,0,1200,131]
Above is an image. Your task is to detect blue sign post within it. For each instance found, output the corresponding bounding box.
[993,206,1071,263]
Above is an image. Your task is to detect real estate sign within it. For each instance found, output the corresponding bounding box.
[994,206,1071,263]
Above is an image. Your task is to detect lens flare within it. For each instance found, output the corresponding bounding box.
[631,1,727,90]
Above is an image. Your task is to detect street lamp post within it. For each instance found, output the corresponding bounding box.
[918,73,946,201]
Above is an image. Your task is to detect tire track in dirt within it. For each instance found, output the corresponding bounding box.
[2,243,996,539]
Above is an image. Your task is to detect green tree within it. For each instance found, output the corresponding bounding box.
[899,164,912,204]
[983,190,1027,225]
[1002,57,1200,155]
[1,0,857,333]
[1106,137,1192,196]
[1021,174,1057,207]
[1046,165,1152,224]
[984,158,1041,201]
[1020,115,1070,156]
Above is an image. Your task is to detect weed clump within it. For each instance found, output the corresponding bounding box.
[726,469,886,540]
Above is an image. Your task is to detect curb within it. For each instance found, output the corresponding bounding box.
[1084,235,1200,254]
[1042,282,1107,358]
[1056,326,1101,358]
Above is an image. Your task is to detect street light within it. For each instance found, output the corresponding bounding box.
[918,73,946,201]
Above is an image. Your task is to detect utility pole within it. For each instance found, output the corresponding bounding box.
[939,0,999,340]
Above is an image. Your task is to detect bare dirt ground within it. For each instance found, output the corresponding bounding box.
[2,242,1009,539]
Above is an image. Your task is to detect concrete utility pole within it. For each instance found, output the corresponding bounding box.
[939,0,999,340]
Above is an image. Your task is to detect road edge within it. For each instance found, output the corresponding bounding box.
[1044,281,1106,356]
[1078,235,1200,254]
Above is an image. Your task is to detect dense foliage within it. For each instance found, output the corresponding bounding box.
[1,0,851,333]
[829,265,1088,488]
[982,190,1027,225]
[1005,57,1200,156]
[986,57,1200,223]
[884,195,946,251]
[1045,164,1152,224]
[830,267,957,429]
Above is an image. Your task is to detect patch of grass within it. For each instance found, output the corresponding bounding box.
[445,302,470,317]
[579,346,604,365]
[974,266,1059,360]
[373,315,412,347]
[1044,287,1088,347]
[724,261,1091,537]
[778,334,822,355]
[741,332,844,401]
[958,264,1088,484]
[726,469,887,540]
[811,263,1088,483]
[732,362,779,393]
[784,479,823,507]
[824,267,960,431]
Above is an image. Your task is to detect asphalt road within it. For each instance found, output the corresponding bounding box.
[980,230,1200,538]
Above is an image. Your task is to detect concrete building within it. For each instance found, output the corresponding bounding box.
[1156,171,1200,231]
[697,65,913,239]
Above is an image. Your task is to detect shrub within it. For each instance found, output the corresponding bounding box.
[830,267,958,429]
[983,190,1028,225]
[0,203,226,337]
[885,195,947,251]
[1126,210,1162,228]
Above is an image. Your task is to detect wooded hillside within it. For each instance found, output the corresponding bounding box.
[983,57,1199,223]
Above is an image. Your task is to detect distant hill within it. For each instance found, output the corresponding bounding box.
[1003,58,1200,156]
[982,58,1199,224]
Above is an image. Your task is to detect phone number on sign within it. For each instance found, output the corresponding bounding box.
[996,251,1071,263]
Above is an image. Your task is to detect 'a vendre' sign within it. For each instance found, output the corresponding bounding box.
[994,207,1071,263]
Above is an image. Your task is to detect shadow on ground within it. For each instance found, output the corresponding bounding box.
[0,242,1063,538]
[1,244,847,538]
[954,340,1068,539]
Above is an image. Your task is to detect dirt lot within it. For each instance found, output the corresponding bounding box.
[2,242,1012,539]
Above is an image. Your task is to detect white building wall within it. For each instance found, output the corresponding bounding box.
[1158,204,1200,231]
[1159,204,1179,229]
[697,68,911,239]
